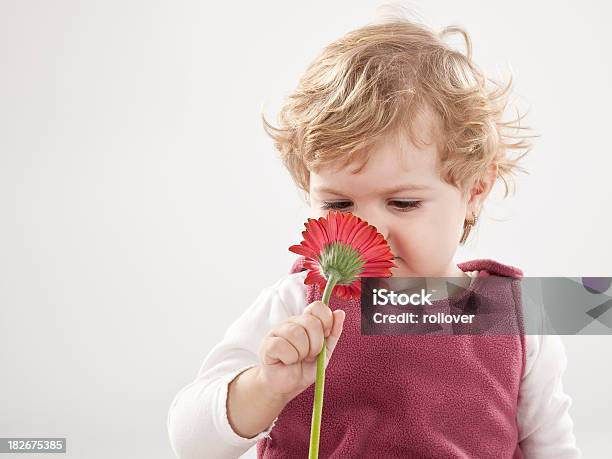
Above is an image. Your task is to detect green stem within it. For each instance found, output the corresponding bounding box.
[308,270,339,459]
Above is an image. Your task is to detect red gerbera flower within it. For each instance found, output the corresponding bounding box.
[289,209,397,300]
[288,210,396,459]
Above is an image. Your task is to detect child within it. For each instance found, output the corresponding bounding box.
[167,16,581,458]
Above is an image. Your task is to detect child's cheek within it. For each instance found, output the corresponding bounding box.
[395,217,456,270]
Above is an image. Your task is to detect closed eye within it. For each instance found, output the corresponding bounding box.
[390,200,422,211]
[320,200,422,212]
[321,201,352,211]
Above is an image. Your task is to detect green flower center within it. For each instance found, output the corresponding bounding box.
[317,241,365,285]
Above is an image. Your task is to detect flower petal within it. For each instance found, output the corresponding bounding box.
[289,210,394,297]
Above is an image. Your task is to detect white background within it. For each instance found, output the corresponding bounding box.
[1,1,610,458]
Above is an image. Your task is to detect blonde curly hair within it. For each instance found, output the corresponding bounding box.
[261,16,537,200]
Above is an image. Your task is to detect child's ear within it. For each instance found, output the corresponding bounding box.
[467,163,498,209]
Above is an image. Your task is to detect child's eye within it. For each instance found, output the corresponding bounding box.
[389,200,422,212]
[321,201,352,211]
[320,200,422,212]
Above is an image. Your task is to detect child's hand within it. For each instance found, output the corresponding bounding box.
[256,301,346,402]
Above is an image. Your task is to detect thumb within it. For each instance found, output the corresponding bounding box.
[325,309,346,356]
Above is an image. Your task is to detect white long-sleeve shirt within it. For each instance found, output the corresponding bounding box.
[167,270,582,459]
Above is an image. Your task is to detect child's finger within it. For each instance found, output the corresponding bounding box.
[325,309,346,356]
[269,321,310,361]
[286,314,325,361]
[304,300,334,337]
[260,336,300,366]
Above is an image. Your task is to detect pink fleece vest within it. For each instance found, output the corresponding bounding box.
[257,258,526,458]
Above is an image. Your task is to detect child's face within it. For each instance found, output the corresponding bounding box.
[308,119,493,278]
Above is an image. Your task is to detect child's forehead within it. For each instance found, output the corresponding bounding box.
[310,141,441,195]
[363,104,442,169]
[309,105,444,190]
[320,128,440,177]
[377,128,440,169]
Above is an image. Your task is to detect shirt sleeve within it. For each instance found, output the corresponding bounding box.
[167,272,306,459]
[517,333,582,458]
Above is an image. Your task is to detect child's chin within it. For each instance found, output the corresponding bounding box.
[390,260,411,277]
[391,260,423,278]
